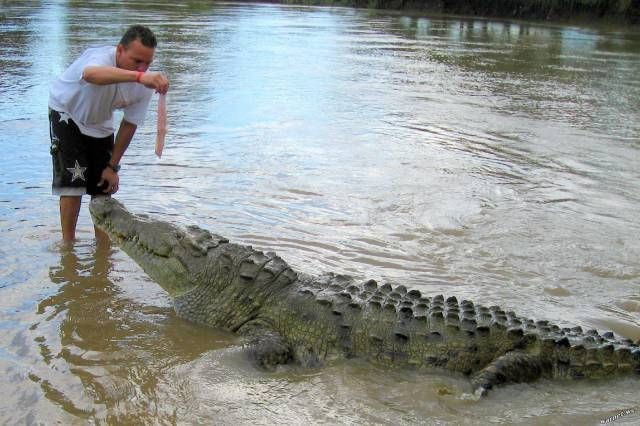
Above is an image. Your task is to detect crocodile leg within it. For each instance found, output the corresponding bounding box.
[471,351,551,397]
[244,329,293,370]
[241,318,326,370]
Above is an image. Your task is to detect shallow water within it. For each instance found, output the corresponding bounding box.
[1,1,639,424]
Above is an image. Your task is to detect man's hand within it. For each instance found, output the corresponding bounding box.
[139,72,169,94]
[98,167,119,194]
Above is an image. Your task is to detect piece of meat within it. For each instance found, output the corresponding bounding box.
[155,93,167,158]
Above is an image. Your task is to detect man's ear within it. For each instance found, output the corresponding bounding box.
[115,44,125,67]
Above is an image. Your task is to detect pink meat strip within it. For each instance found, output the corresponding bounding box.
[155,93,167,158]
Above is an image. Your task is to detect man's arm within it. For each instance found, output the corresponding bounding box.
[110,119,137,168]
[98,120,137,194]
[83,66,169,93]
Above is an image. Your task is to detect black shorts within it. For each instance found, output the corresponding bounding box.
[49,109,114,196]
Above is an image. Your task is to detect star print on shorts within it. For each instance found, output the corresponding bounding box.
[66,160,87,182]
[58,111,72,124]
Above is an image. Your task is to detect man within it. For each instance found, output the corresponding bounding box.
[49,25,169,242]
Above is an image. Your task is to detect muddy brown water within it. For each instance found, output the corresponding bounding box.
[1,1,639,424]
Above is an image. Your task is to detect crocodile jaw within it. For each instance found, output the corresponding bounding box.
[89,197,202,297]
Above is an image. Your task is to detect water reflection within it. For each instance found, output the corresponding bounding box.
[34,243,235,422]
[375,14,640,134]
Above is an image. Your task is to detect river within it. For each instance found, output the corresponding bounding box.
[1,1,639,424]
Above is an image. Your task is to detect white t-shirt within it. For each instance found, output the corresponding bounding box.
[49,46,154,138]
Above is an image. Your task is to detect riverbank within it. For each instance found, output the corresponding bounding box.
[250,0,640,23]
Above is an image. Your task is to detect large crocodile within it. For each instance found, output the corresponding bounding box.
[89,197,640,397]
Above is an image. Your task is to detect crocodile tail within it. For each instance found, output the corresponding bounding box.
[544,337,640,379]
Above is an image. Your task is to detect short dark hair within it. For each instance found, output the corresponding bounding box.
[120,25,157,48]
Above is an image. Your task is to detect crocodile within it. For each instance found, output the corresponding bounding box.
[89,197,640,397]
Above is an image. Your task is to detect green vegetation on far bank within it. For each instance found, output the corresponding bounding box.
[258,0,640,23]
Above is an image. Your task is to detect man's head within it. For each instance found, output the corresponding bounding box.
[116,25,157,72]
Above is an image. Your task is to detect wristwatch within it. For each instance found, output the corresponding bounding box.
[107,163,121,173]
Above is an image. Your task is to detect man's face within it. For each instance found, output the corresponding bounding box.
[116,39,155,72]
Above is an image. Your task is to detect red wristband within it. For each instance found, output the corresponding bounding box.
[135,71,143,83]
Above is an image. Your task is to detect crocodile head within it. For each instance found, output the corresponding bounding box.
[89,197,298,330]
[89,197,223,297]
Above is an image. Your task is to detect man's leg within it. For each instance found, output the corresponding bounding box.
[60,195,82,242]
[94,223,110,246]
[91,195,110,246]
[86,133,115,247]
[50,109,87,243]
